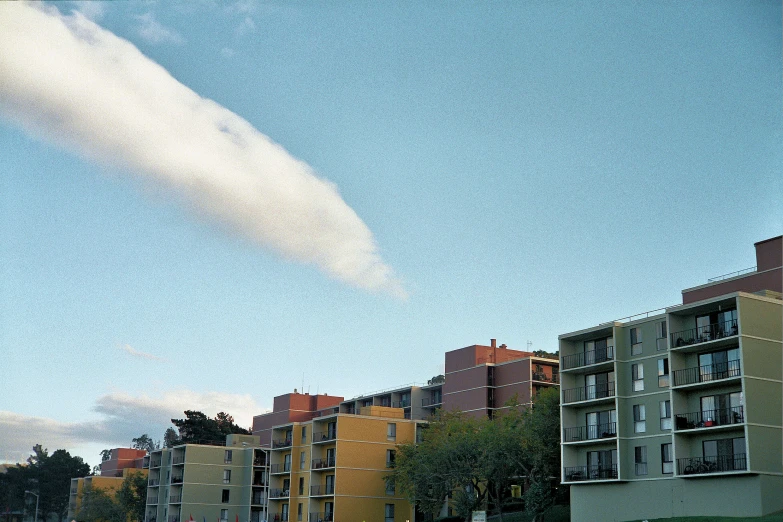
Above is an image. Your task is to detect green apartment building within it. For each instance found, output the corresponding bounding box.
[559,236,783,521]
[145,434,270,522]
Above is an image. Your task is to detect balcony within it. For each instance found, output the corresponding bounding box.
[272,439,292,449]
[310,484,335,496]
[171,476,183,484]
[169,495,182,504]
[422,397,442,407]
[148,478,160,486]
[270,462,291,474]
[268,488,290,499]
[252,477,268,486]
[148,497,158,505]
[677,453,747,475]
[561,346,614,371]
[392,400,410,408]
[671,320,738,348]
[672,360,741,387]
[533,372,560,384]
[150,459,161,468]
[562,382,615,405]
[253,458,267,467]
[311,457,335,470]
[563,464,618,481]
[251,493,266,505]
[309,513,333,522]
[272,515,289,522]
[563,422,616,443]
[312,431,336,443]
[674,406,744,431]
[172,456,185,465]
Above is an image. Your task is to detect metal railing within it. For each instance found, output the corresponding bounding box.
[253,458,267,467]
[312,431,336,443]
[252,477,268,486]
[562,382,615,404]
[672,360,741,386]
[392,400,410,408]
[563,422,616,443]
[564,464,618,481]
[150,460,161,468]
[171,476,183,484]
[270,462,291,474]
[148,478,160,486]
[148,497,158,505]
[268,488,289,499]
[169,495,182,503]
[271,514,289,522]
[532,372,560,383]
[674,406,744,430]
[309,513,333,522]
[172,456,185,464]
[251,493,266,505]
[671,320,738,347]
[422,397,442,407]
[311,457,336,470]
[677,453,747,475]
[309,484,335,496]
[272,439,292,449]
[708,266,756,282]
[561,346,615,370]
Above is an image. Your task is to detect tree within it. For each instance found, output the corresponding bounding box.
[170,410,250,444]
[131,434,158,452]
[100,449,112,462]
[116,471,147,522]
[163,427,180,448]
[75,486,124,522]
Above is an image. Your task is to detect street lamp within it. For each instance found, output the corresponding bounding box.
[24,490,38,522]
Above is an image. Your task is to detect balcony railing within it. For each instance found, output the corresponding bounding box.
[312,431,336,443]
[268,488,290,499]
[272,514,289,522]
[311,457,336,470]
[272,439,292,449]
[561,346,615,371]
[150,460,161,468]
[252,477,268,486]
[392,400,410,408]
[674,406,744,430]
[148,478,160,486]
[148,497,158,505]
[422,397,442,407]
[310,484,335,496]
[253,458,267,467]
[564,464,618,481]
[532,372,560,383]
[171,476,183,484]
[562,382,615,404]
[172,456,185,465]
[251,493,266,505]
[309,514,333,522]
[677,453,747,475]
[671,320,738,347]
[270,462,291,474]
[563,422,616,443]
[672,360,741,386]
[169,495,182,503]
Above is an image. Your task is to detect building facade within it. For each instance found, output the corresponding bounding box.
[560,236,783,521]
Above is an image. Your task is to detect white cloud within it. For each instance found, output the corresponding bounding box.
[236,16,256,37]
[120,343,165,361]
[71,1,106,21]
[135,12,184,45]
[0,390,265,464]
[0,3,406,298]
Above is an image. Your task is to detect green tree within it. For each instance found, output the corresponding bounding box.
[131,434,158,452]
[75,486,124,522]
[163,427,180,448]
[116,471,148,522]
[170,410,250,444]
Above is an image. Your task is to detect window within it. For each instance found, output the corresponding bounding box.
[281,504,289,521]
[300,451,306,470]
[298,477,304,495]
[386,449,396,468]
[223,469,231,484]
[660,400,672,430]
[700,392,743,426]
[661,444,673,474]
[584,337,613,364]
[326,448,335,467]
[224,450,232,464]
[386,478,395,495]
[384,504,395,522]
[633,404,646,433]
[634,446,647,476]
[656,320,667,351]
[325,474,334,495]
[585,409,616,439]
[284,453,291,471]
[221,489,229,503]
[220,510,228,522]
[586,449,617,479]
[327,421,337,439]
[632,363,644,391]
[387,423,396,441]
[585,371,615,400]
[702,437,746,472]
[658,358,669,388]
[698,348,740,382]
[631,327,643,355]
[297,503,303,522]
[301,426,307,444]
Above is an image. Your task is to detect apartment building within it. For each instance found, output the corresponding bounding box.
[560,236,783,521]
[68,448,148,520]
[443,340,559,418]
[145,434,270,522]
[253,393,422,522]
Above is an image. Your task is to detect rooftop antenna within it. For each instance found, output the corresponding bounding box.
[527,340,533,351]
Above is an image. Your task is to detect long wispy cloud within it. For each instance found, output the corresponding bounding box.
[120,343,165,361]
[0,3,405,298]
[0,390,266,464]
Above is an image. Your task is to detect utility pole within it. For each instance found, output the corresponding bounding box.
[24,491,38,522]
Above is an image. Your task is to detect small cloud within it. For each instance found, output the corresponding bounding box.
[236,16,256,37]
[221,47,236,58]
[120,344,165,361]
[135,12,184,45]
[72,1,106,21]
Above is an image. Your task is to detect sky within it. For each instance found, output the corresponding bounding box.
[0,0,781,467]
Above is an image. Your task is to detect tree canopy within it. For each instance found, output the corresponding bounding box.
[131,434,159,452]
[390,388,561,522]
[170,410,250,444]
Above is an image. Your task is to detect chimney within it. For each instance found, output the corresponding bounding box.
[500,344,507,349]
[491,339,497,348]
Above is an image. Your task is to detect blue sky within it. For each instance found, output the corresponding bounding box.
[0,0,780,466]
